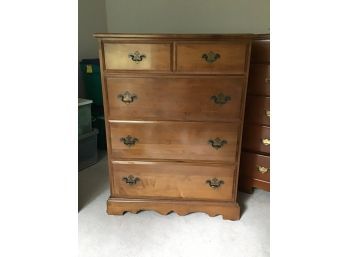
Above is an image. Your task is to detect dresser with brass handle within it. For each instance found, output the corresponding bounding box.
[239,34,270,193]
[94,33,253,220]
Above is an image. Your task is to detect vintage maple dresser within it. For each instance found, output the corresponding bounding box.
[94,34,252,220]
[239,34,270,192]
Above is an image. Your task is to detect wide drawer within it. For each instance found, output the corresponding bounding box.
[247,64,270,96]
[103,43,171,71]
[176,42,249,74]
[239,152,270,182]
[244,96,270,126]
[106,77,245,122]
[110,121,239,162]
[111,161,235,201]
[242,125,270,154]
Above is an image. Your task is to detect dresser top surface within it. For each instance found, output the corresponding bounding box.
[93,33,261,40]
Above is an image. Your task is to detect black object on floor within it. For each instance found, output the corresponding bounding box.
[78,128,99,171]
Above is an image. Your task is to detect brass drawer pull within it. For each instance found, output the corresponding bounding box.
[206,178,224,188]
[211,93,231,105]
[262,138,270,146]
[120,135,138,147]
[257,166,269,174]
[208,137,227,149]
[265,109,270,117]
[128,51,146,63]
[202,51,220,63]
[118,91,137,104]
[122,175,140,185]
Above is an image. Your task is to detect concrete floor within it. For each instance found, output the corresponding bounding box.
[78,154,270,257]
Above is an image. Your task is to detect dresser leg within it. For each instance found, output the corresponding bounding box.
[221,204,240,220]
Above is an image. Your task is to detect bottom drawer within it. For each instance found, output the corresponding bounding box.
[240,152,270,182]
[111,161,236,201]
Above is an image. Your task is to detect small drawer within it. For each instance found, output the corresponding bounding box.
[240,152,270,182]
[111,161,236,201]
[109,121,239,162]
[103,43,171,71]
[247,64,270,96]
[244,96,270,126]
[176,42,249,74]
[106,76,245,122]
[251,39,270,63]
[242,125,270,154]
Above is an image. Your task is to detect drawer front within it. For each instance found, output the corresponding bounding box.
[244,96,270,126]
[176,42,248,73]
[111,161,235,201]
[103,43,171,71]
[242,125,270,154]
[240,152,270,182]
[110,121,239,162]
[251,40,270,63]
[106,77,245,122]
[247,64,270,96]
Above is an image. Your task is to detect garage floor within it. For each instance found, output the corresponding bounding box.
[78,154,270,257]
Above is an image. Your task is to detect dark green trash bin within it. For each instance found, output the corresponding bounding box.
[80,59,103,106]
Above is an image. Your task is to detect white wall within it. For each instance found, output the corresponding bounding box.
[105,0,270,33]
[78,0,269,96]
[78,0,107,97]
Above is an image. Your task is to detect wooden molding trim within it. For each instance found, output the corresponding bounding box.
[94,33,255,40]
[107,197,240,220]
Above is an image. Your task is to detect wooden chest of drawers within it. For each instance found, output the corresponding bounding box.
[94,34,252,220]
[239,35,270,192]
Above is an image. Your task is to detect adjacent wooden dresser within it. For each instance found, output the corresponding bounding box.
[94,34,252,220]
[239,35,270,192]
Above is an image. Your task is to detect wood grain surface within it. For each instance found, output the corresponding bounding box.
[244,95,270,126]
[95,33,253,220]
[239,152,270,182]
[242,124,270,154]
[111,161,236,201]
[247,64,270,96]
[239,37,270,193]
[104,43,171,71]
[110,121,240,162]
[107,198,241,220]
[106,76,246,122]
[176,42,248,74]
